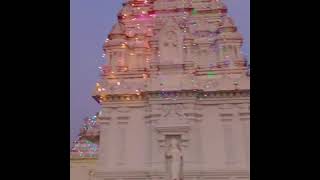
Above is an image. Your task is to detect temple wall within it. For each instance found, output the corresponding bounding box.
[97,106,148,171]
[201,104,225,170]
[126,107,148,170]
[96,100,250,172]
[201,100,250,170]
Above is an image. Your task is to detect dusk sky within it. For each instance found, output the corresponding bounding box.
[70,0,250,143]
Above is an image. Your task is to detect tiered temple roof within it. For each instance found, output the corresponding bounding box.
[71,114,100,159]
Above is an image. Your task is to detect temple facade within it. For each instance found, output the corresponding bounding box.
[71,0,250,180]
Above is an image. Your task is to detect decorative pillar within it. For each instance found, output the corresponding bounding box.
[238,105,250,169]
[222,120,236,167]
[97,121,110,170]
[241,118,250,169]
[219,106,237,168]
[145,120,153,167]
[116,122,128,165]
[192,122,203,164]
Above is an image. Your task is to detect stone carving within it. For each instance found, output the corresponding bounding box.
[161,104,186,123]
[165,138,183,180]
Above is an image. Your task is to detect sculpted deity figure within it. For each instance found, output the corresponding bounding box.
[165,138,183,180]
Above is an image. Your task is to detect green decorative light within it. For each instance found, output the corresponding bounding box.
[192,9,198,15]
[208,71,216,78]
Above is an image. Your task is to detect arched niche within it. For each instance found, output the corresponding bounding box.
[158,19,184,65]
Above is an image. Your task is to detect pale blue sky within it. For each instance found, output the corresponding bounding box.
[70,0,250,143]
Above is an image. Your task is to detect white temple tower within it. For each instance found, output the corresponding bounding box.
[71,0,250,180]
